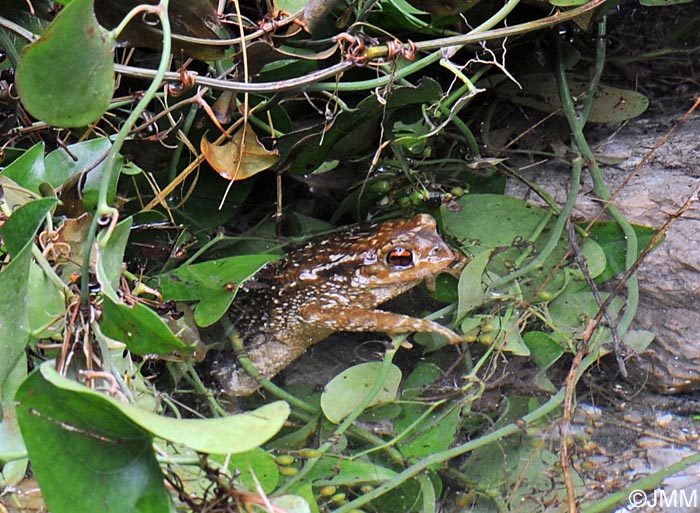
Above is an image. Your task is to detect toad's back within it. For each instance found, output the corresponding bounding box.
[219,214,466,395]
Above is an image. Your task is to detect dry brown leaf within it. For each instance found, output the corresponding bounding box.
[200,124,279,182]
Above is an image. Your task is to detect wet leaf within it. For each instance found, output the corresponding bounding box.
[201,125,280,182]
[321,362,401,423]
[16,0,115,127]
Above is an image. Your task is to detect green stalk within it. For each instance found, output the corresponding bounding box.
[80,0,172,304]
[490,157,582,289]
[554,36,639,339]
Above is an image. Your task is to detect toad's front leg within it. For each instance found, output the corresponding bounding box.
[300,305,464,345]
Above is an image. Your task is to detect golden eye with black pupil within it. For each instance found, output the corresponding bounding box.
[386,247,413,268]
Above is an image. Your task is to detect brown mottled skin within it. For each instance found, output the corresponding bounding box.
[218,214,467,396]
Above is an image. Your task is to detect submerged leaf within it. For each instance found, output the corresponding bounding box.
[497,73,649,123]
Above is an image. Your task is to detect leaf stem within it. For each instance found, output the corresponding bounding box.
[490,157,582,289]
[554,35,639,339]
[80,0,172,304]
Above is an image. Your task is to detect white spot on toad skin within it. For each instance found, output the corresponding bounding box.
[363,251,377,265]
[299,270,316,280]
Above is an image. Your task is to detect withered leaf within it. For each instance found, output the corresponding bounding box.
[201,125,279,182]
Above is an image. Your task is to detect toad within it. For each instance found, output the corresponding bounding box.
[217,214,467,395]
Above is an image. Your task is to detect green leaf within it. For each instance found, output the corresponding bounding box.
[0,142,46,194]
[0,247,32,394]
[462,397,582,511]
[640,0,693,5]
[0,198,57,389]
[1,197,57,257]
[587,222,658,282]
[98,216,132,294]
[456,249,492,319]
[95,216,192,356]
[100,296,193,356]
[27,263,65,339]
[16,366,171,513]
[292,456,397,487]
[223,448,279,494]
[0,353,28,488]
[16,0,116,127]
[549,0,588,5]
[45,138,119,209]
[523,331,565,369]
[399,404,461,462]
[622,329,656,352]
[579,238,606,279]
[443,194,578,299]
[277,79,442,174]
[320,362,402,423]
[157,254,278,327]
[442,194,548,248]
[271,495,312,513]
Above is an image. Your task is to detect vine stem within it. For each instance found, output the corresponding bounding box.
[80,0,172,304]
[490,157,582,289]
[554,34,639,345]
[97,0,608,94]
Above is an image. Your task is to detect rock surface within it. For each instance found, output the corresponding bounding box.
[506,111,700,393]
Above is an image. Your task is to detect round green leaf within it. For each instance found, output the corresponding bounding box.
[321,362,401,424]
[16,0,115,127]
[580,238,606,279]
[223,448,279,494]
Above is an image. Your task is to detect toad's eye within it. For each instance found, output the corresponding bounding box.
[386,247,413,268]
